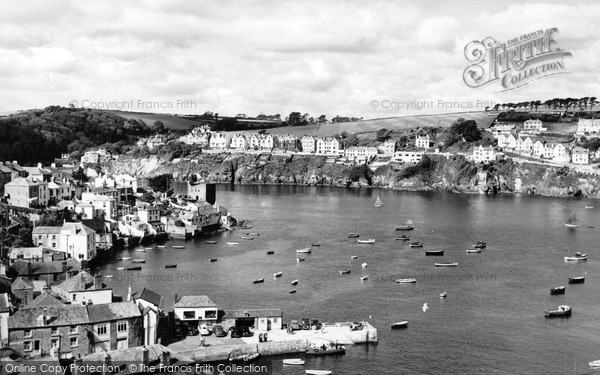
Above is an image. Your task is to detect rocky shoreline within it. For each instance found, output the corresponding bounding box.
[108,153,600,199]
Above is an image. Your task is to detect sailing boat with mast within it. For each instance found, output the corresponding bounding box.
[348,221,359,238]
[565,210,579,228]
[374,195,383,207]
[395,203,414,231]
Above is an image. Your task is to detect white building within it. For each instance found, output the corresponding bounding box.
[32,223,96,261]
[138,205,161,224]
[115,174,138,192]
[81,192,117,219]
[316,137,343,155]
[81,149,112,164]
[516,136,534,153]
[379,139,397,155]
[554,144,568,161]
[497,134,517,149]
[571,146,590,164]
[533,140,545,156]
[345,147,378,163]
[181,125,212,146]
[415,135,431,149]
[576,118,600,135]
[392,150,423,163]
[230,134,248,149]
[51,271,112,305]
[301,136,317,153]
[488,124,515,138]
[472,145,496,163]
[173,295,217,324]
[209,132,229,149]
[523,119,547,132]
[131,288,163,346]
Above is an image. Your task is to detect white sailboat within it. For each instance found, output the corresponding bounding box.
[374,195,384,207]
[348,220,359,238]
[395,203,414,231]
[565,210,579,228]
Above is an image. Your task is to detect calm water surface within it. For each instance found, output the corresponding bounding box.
[99,185,600,375]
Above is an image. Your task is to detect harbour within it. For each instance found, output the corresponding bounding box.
[96,184,600,374]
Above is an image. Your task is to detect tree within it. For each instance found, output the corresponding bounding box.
[446,118,481,146]
[153,120,165,134]
[376,128,392,142]
[72,167,88,182]
[287,112,305,126]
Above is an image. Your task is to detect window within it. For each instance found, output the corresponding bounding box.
[183,311,195,319]
[96,324,107,336]
[34,340,40,353]
[51,328,59,336]
[117,320,127,333]
[72,294,77,301]
[70,337,78,347]
[24,341,32,351]
[51,338,59,349]
[51,235,56,240]
[24,329,32,338]
[205,310,216,319]
[70,325,78,334]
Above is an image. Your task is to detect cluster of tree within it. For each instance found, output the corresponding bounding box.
[444,118,482,147]
[147,174,173,193]
[491,97,598,112]
[0,106,153,165]
[579,137,600,152]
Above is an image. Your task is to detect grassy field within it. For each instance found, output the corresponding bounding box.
[108,110,202,131]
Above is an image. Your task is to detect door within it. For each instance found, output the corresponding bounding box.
[117,338,128,349]
[267,319,271,331]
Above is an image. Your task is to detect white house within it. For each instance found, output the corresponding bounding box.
[472,145,496,163]
[571,146,590,164]
[554,144,568,161]
[576,118,600,135]
[80,192,117,219]
[230,134,248,149]
[497,134,517,149]
[516,136,534,153]
[488,124,515,138]
[379,139,397,155]
[543,142,556,159]
[345,147,378,163]
[81,149,112,164]
[137,205,161,224]
[0,293,9,345]
[533,140,545,156]
[209,132,229,149]
[51,271,112,305]
[415,135,431,149]
[131,288,163,346]
[315,137,343,155]
[523,119,547,132]
[301,136,317,153]
[173,295,217,324]
[392,151,423,163]
[32,223,96,261]
[114,174,138,192]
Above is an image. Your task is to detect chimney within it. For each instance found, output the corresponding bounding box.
[142,346,149,366]
[174,294,178,304]
[37,162,42,169]
[94,274,102,290]
[42,307,48,325]
[51,163,56,169]
[161,350,171,366]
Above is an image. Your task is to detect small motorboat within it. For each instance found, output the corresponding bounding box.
[589,360,600,368]
[347,233,360,238]
[241,236,254,240]
[305,370,332,375]
[440,292,448,298]
[296,248,312,253]
[391,321,408,329]
[246,232,259,236]
[136,249,146,253]
[291,279,299,286]
[144,247,154,250]
[266,251,275,255]
[156,245,166,248]
[396,278,417,283]
[274,272,283,278]
[585,206,594,209]
[283,358,305,365]
[311,243,321,247]
[564,254,587,261]
[357,239,375,244]
[104,275,113,278]
[297,257,305,262]
[253,278,265,284]
[118,257,131,260]
[132,259,146,263]
[395,235,410,241]
[209,258,218,262]
[361,263,368,269]
[173,245,186,249]
[545,305,572,318]
[395,225,414,231]
[588,225,594,228]
[472,241,486,249]
[339,269,351,274]
[425,250,444,256]
[360,276,368,281]
[116,267,125,270]
[126,266,142,271]
[351,255,358,260]
[435,262,458,267]
[466,249,481,253]
[226,242,239,246]
[568,276,585,284]
[409,241,423,248]
[550,286,565,295]
[206,241,217,244]
[289,289,297,294]
[306,346,345,356]
[165,264,177,269]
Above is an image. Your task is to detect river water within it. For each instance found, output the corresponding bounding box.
[99,185,600,374]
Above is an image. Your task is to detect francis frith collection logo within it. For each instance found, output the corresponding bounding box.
[463,28,572,91]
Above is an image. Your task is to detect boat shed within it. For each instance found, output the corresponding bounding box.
[222,309,283,331]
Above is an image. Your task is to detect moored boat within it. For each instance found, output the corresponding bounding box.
[466,248,481,253]
[206,241,217,244]
[296,248,312,253]
[144,247,154,250]
[104,275,113,278]
[289,289,297,294]
[156,245,166,248]
[568,276,585,284]
[291,279,299,286]
[425,250,444,256]
[253,278,265,284]
[351,255,358,260]
[118,257,131,260]
[550,286,565,295]
[360,276,368,281]
[241,236,254,240]
[136,249,146,253]
[357,239,375,244]
[348,221,359,238]
[374,195,383,207]
[306,346,345,356]
[409,241,423,248]
[226,242,239,245]
[297,257,305,262]
[472,241,486,249]
[396,278,417,283]
[209,258,218,262]
[585,206,594,209]
[435,262,458,267]
[440,292,448,298]
[339,269,351,274]
[305,370,332,375]
[395,235,410,241]
[273,272,283,278]
[127,266,142,271]
[283,358,305,365]
[565,210,579,228]
[311,243,321,247]
[564,254,587,261]
[395,225,414,231]
[116,267,125,270]
[391,321,408,329]
[165,264,177,269]
[266,251,275,255]
[545,305,572,318]
[589,360,600,368]
[173,245,186,249]
[132,259,146,263]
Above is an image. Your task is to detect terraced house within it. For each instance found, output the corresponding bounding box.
[8,301,142,358]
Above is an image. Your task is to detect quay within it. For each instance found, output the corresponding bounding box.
[168,322,378,362]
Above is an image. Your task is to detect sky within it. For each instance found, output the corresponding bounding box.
[1,0,599,119]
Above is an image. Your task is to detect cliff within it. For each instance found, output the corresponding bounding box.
[108,153,600,199]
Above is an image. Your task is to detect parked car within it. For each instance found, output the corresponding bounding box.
[213,325,228,337]
[230,326,242,338]
[301,318,311,330]
[199,324,211,336]
[289,320,302,331]
[173,325,186,339]
[186,324,199,336]
[240,326,254,337]
[311,319,322,330]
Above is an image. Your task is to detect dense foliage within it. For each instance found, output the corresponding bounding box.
[0,106,152,164]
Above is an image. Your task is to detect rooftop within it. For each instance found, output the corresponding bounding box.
[174,295,216,308]
[132,288,162,307]
[87,301,141,323]
[223,308,283,319]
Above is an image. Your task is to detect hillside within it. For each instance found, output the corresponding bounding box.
[108,110,203,131]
